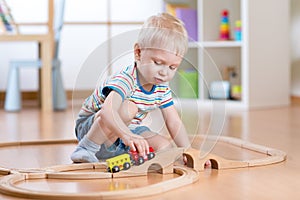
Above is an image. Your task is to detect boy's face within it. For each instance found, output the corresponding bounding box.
[135,47,183,87]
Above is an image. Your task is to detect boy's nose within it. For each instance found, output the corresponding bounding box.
[159,67,167,76]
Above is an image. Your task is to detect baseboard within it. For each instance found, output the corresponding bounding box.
[1,91,299,107]
[68,90,93,100]
[0,90,93,108]
[291,96,300,105]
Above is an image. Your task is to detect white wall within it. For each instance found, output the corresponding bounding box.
[0,0,163,91]
[1,0,299,97]
[247,0,290,108]
[291,0,300,96]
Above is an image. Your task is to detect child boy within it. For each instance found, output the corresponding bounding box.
[71,13,191,163]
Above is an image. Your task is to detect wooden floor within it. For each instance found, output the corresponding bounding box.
[0,99,300,199]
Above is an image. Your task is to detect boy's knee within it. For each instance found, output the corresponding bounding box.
[144,133,172,151]
[93,112,111,133]
[119,100,138,124]
[93,115,101,125]
[157,138,172,150]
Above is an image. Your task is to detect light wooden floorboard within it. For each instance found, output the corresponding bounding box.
[0,100,299,199]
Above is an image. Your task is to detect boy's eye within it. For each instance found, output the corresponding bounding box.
[169,66,177,70]
[154,61,162,65]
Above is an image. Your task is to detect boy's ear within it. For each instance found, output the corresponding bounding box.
[134,43,141,61]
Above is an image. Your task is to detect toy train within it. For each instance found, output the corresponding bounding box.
[106,147,155,173]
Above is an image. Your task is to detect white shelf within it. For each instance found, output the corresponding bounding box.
[167,0,290,109]
[189,41,242,48]
[174,98,247,111]
[202,41,242,48]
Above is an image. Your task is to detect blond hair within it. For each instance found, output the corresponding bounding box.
[137,13,188,57]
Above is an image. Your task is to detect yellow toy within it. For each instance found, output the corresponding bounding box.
[106,153,131,173]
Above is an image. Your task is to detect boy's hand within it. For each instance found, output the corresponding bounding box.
[122,134,149,157]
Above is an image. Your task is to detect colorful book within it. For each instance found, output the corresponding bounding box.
[0,0,17,34]
[165,3,188,17]
[175,8,198,41]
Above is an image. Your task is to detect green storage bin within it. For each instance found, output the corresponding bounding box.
[178,69,198,98]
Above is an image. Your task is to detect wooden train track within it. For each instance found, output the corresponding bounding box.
[184,135,287,171]
[0,136,287,199]
[0,164,199,200]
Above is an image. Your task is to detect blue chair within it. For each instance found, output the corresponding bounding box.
[4,0,67,111]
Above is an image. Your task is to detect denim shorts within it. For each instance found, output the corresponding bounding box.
[75,114,152,160]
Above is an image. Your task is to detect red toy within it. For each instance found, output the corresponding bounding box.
[130,146,155,165]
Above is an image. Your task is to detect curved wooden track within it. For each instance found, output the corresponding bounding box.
[0,136,286,199]
[184,135,287,171]
[0,165,198,200]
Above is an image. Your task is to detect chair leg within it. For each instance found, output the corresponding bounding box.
[5,59,67,111]
[52,61,67,110]
[4,66,21,111]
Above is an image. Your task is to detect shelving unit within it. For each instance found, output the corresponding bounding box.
[166,0,290,109]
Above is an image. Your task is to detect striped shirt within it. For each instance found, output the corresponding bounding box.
[78,64,174,125]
